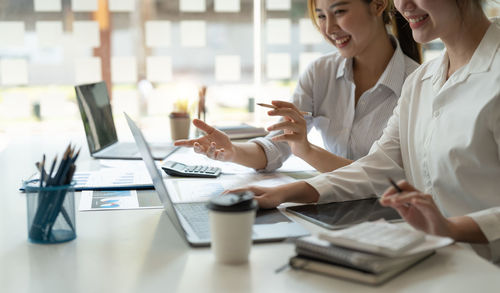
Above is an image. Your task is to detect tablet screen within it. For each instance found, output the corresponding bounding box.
[286,198,402,230]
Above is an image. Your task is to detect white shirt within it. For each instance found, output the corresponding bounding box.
[252,38,419,171]
[306,19,500,261]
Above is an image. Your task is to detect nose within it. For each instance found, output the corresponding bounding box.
[394,0,415,14]
[325,15,338,35]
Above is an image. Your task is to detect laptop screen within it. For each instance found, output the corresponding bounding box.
[75,82,118,154]
[124,113,188,239]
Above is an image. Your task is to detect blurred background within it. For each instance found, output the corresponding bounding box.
[0,0,498,147]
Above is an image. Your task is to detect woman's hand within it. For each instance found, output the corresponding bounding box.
[174,119,235,162]
[266,100,312,158]
[226,181,320,209]
[379,180,455,238]
[225,185,287,209]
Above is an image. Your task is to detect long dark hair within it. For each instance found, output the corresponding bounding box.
[386,6,422,64]
[367,0,422,64]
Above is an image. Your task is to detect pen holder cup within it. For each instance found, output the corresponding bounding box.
[23,179,77,244]
[169,112,191,141]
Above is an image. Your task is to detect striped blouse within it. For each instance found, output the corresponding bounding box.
[252,37,419,172]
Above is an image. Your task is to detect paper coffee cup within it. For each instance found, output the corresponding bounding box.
[207,191,257,264]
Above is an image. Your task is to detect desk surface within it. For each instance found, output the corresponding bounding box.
[1,134,499,293]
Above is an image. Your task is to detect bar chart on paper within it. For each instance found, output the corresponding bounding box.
[79,190,139,211]
[91,190,135,209]
[73,169,153,191]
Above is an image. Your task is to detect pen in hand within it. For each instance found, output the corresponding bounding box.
[387,177,411,207]
[257,103,312,116]
[387,177,403,193]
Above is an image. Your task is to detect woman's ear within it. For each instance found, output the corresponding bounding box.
[370,0,388,17]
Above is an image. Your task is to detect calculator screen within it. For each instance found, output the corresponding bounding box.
[286,198,401,230]
[170,163,186,170]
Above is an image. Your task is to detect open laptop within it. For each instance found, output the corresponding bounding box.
[125,113,309,247]
[75,81,178,160]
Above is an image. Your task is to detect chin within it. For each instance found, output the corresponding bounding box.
[338,52,355,59]
[336,47,356,59]
[412,31,438,45]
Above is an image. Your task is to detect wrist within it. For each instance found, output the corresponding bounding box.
[445,218,460,240]
[226,142,238,162]
[446,216,488,243]
[284,181,319,204]
[294,142,313,159]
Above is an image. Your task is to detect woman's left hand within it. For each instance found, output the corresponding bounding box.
[379,180,455,238]
[266,100,311,157]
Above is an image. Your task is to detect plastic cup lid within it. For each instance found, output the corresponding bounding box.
[207,191,258,212]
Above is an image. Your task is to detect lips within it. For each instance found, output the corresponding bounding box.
[333,35,351,48]
[405,14,429,29]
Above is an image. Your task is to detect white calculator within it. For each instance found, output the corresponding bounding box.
[161,161,221,178]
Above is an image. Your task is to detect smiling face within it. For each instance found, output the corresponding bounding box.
[393,0,462,43]
[314,0,386,58]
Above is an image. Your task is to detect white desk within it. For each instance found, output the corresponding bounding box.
[1,134,499,293]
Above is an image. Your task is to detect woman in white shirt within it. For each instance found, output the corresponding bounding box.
[236,1,500,261]
[175,0,420,173]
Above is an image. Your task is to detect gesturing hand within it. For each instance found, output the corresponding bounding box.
[379,180,454,238]
[174,119,235,162]
[266,100,312,157]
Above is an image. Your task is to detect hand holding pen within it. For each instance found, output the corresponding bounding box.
[257,102,312,116]
[257,100,313,158]
[380,179,453,237]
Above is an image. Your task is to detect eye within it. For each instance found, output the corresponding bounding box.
[333,9,346,16]
[316,14,326,20]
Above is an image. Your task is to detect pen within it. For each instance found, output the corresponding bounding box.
[257,103,312,116]
[387,177,403,193]
[387,177,411,207]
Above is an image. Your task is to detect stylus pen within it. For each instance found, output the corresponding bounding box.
[257,103,312,116]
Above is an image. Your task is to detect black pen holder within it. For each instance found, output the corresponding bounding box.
[23,179,76,244]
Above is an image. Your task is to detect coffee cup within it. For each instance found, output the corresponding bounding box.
[207,191,257,264]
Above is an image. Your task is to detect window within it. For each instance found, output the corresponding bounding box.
[0,0,498,135]
[0,0,332,133]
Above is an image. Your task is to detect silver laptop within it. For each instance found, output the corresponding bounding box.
[125,113,309,247]
[75,81,178,160]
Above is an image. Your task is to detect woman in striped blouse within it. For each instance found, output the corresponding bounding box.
[175,0,421,173]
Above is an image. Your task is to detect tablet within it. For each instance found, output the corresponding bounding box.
[285,198,402,230]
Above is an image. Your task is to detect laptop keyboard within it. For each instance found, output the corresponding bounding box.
[175,202,211,239]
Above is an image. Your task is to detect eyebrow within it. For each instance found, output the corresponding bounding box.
[315,1,349,12]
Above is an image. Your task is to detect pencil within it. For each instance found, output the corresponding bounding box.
[257,103,312,116]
